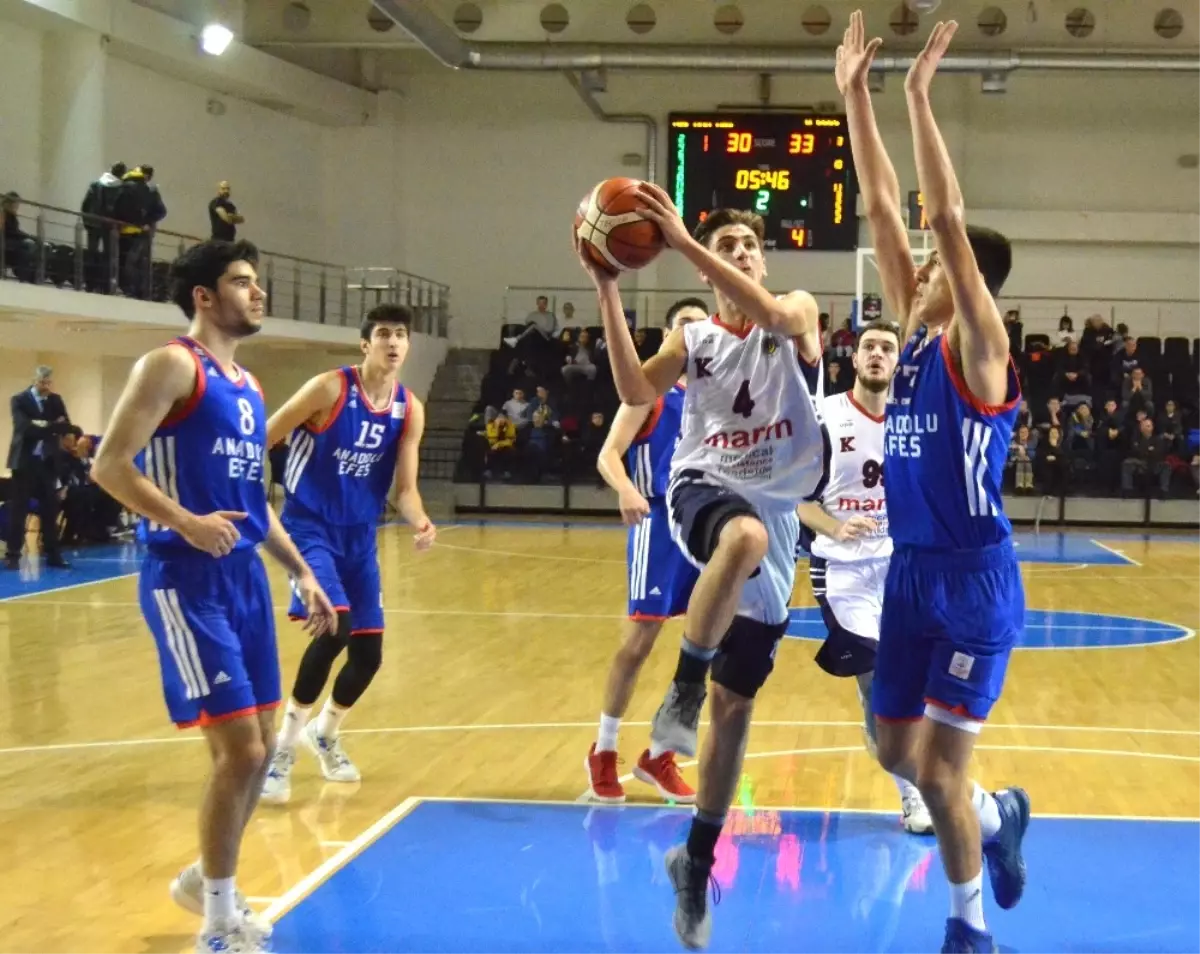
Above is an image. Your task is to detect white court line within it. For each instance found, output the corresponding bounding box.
[1089,538,1143,567]
[263,795,422,924]
[579,743,1200,802]
[2,718,1195,758]
[0,571,138,604]
[432,541,626,564]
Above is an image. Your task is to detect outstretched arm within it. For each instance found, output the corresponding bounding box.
[838,10,920,337]
[393,396,436,548]
[906,21,1010,403]
[577,234,686,405]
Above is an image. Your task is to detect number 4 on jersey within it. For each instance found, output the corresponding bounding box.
[732,379,755,419]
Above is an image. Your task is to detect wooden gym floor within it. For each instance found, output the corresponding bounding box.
[0,521,1196,952]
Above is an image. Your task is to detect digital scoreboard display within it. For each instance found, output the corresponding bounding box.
[667,112,860,251]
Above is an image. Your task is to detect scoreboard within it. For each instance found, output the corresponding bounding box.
[667,112,860,251]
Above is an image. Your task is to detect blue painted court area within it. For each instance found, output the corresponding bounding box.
[270,799,1199,954]
[0,540,140,601]
[785,608,1192,649]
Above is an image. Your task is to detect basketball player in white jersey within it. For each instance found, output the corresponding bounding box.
[796,319,934,835]
[579,194,828,950]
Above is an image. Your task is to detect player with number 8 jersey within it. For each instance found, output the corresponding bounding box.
[260,305,436,806]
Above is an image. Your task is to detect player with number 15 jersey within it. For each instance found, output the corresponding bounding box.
[260,305,436,806]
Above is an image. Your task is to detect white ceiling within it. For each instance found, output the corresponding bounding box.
[243,0,1199,87]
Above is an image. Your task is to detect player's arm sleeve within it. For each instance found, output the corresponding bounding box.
[596,401,654,494]
[393,396,432,529]
[596,281,682,404]
[907,89,1009,363]
[796,500,842,540]
[92,346,204,532]
[844,86,919,336]
[265,371,342,446]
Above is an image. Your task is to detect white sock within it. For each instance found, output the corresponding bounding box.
[315,700,348,739]
[972,782,1002,842]
[596,714,620,753]
[277,700,311,750]
[949,870,986,932]
[892,774,918,799]
[648,740,668,759]
[202,876,238,929]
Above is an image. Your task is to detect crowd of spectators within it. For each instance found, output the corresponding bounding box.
[461,301,1200,501]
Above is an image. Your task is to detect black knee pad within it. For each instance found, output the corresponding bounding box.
[331,632,383,708]
[291,611,352,705]
[710,616,788,699]
[347,632,383,677]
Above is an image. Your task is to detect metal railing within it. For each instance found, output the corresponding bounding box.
[502,284,1199,340]
[0,197,450,334]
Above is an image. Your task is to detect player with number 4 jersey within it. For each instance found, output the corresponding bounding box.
[581,196,828,950]
[260,305,436,806]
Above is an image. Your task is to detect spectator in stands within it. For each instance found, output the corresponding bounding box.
[561,301,576,326]
[526,404,557,481]
[1008,424,1036,493]
[1,192,37,282]
[1111,323,1130,353]
[501,388,532,430]
[1112,336,1142,381]
[56,426,113,545]
[563,329,597,384]
[113,166,156,299]
[1158,399,1184,455]
[5,366,70,569]
[485,411,517,478]
[1036,425,1069,496]
[825,360,850,396]
[504,295,557,349]
[576,410,607,479]
[1054,339,1092,406]
[1080,314,1112,354]
[633,327,654,361]
[1037,396,1065,436]
[1096,398,1126,491]
[830,318,855,358]
[1121,367,1155,420]
[1015,399,1033,434]
[1054,314,1076,348]
[1122,417,1171,498]
[140,165,168,233]
[1067,403,1095,455]
[80,162,127,293]
[208,180,243,241]
[529,385,558,426]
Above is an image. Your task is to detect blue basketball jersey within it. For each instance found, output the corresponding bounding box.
[283,366,408,526]
[884,327,1021,550]
[136,336,270,552]
[626,383,686,500]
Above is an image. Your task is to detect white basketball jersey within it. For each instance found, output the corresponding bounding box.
[810,391,893,564]
[670,317,827,512]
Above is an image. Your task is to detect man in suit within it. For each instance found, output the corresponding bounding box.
[6,366,71,568]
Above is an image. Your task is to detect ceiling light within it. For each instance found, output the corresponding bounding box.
[200,23,234,56]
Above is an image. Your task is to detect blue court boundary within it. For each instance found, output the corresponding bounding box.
[265,796,1200,954]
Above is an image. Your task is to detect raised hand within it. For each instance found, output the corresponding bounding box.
[833,514,880,542]
[836,10,883,96]
[634,182,693,250]
[905,19,958,97]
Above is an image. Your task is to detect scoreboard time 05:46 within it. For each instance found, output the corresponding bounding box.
[667,112,860,251]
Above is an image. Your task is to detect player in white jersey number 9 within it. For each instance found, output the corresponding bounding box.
[578,194,827,950]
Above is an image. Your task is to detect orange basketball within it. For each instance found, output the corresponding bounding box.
[574,177,665,274]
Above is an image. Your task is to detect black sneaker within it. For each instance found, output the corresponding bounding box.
[665,844,719,950]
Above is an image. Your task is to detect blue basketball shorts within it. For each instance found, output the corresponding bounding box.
[139,546,280,728]
[872,539,1024,724]
[283,502,383,635]
[628,497,700,621]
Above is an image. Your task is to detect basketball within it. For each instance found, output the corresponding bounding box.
[574,177,665,274]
